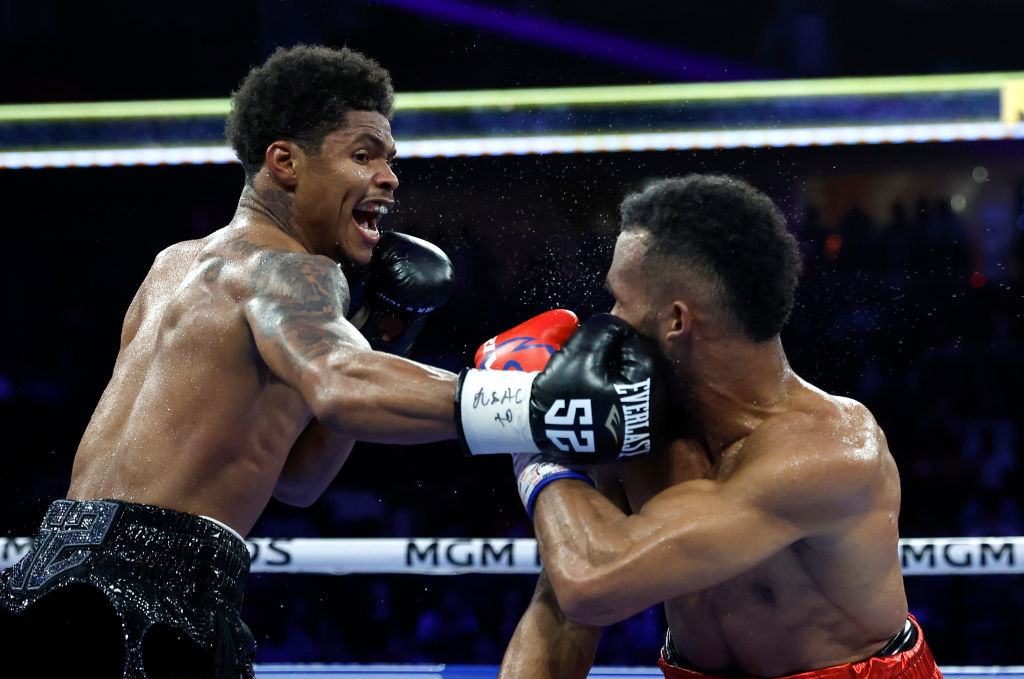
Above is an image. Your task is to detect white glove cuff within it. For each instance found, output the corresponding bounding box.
[457,369,541,455]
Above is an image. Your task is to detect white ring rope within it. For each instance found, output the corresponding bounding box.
[2,536,1022,575]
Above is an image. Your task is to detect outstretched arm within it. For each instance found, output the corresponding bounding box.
[247,257,674,470]
[245,248,458,444]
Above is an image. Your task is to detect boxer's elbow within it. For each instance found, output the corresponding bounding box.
[272,475,323,508]
[273,488,318,508]
[305,388,357,436]
[301,359,375,436]
[548,562,626,627]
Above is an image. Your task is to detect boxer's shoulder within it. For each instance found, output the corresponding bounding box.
[749,382,882,454]
[730,396,890,505]
[175,226,346,305]
[152,236,209,268]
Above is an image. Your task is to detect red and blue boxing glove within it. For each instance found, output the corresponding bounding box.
[473,309,580,371]
[472,309,598,519]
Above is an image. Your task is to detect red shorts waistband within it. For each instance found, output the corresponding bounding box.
[658,616,942,679]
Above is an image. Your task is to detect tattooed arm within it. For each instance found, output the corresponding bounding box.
[245,248,458,445]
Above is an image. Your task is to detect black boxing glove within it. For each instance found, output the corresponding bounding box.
[456,314,670,462]
[360,231,455,356]
[341,262,370,322]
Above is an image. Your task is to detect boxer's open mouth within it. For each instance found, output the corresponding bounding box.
[352,200,391,235]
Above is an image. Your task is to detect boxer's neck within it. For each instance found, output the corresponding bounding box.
[235,182,312,252]
[687,336,797,457]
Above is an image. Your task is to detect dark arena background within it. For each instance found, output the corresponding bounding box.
[1,1,1022,676]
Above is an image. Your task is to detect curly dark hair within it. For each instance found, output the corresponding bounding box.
[619,174,802,342]
[226,44,394,179]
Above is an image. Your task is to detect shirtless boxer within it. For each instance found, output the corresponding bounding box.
[497,175,941,679]
[0,46,669,679]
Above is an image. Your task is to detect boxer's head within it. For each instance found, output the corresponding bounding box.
[227,45,398,266]
[614,174,802,349]
[227,45,394,181]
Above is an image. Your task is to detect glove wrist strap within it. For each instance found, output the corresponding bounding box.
[515,455,596,519]
[457,369,541,455]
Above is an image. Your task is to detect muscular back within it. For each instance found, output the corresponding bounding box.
[68,222,345,535]
[618,380,907,676]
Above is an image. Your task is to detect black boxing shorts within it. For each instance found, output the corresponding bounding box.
[659,616,941,679]
[0,499,254,679]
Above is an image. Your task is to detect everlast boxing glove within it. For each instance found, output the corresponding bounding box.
[471,309,596,519]
[457,313,668,462]
[360,231,455,356]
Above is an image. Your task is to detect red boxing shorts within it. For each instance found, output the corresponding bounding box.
[659,616,942,679]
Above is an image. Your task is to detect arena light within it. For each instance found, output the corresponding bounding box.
[397,71,1024,110]
[361,0,756,81]
[0,145,238,169]
[2,72,1023,123]
[4,121,1022,170]
[0,98,229,122]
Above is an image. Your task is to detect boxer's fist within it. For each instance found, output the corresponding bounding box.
[361,231,455,356]
[456,314,669,462]
[474,309,579,371]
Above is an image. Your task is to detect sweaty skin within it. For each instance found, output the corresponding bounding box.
[500,231,907,678]
[68,111,459,536]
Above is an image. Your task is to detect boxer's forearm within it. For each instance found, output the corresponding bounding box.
[305,347,459,444]
[531,480,644,626]
[499,571,600,679]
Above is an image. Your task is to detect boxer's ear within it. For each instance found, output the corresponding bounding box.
[664,300,694,343]
[264,141,301,188]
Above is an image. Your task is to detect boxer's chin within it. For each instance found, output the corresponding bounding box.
[335,237,372,269]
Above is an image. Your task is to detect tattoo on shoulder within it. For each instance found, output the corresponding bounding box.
[226,234,269,257]
[198,253,225,282]
[195,236,265,283]
[250,251,352,362]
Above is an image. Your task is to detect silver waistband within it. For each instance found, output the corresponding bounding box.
[199,514,245,543]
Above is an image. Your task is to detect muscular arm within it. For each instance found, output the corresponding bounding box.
[499,570,601,679]
[500,466,634,678]
[532,415,886,626]
[245,249,458,443]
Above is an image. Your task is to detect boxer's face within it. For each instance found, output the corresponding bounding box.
[607,230,661,343]
[294,110,398,266]
[609,229,695,397]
